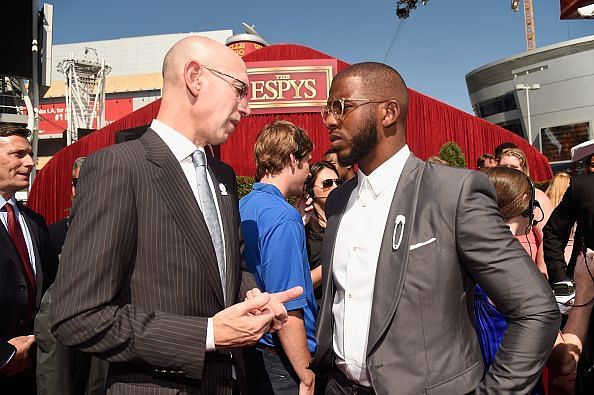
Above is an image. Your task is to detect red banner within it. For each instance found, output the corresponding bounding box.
[245,59,337,115]
[38,98,134,135]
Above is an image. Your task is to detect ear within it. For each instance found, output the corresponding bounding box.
[184,60,202,97]
[381,100,400,128]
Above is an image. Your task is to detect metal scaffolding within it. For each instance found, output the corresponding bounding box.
[57,47,111,145]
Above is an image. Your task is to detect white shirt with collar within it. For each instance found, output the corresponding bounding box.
[332,144,410,386]
[151,119,225,351]
[0,195,37,275]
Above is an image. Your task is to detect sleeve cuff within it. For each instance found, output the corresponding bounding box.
[206,317,216,351]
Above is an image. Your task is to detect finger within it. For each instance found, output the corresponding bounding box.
[271,286,303,303]
[238,292,271,314]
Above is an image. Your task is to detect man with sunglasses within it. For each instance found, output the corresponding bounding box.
[51,36,301,395]
[240,120,318,395]
[309,62,559,394]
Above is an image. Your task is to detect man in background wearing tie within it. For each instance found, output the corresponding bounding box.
[51,36,300,394]
[1,127,57,394]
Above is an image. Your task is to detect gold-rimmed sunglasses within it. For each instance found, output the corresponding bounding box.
[321,98,395,121]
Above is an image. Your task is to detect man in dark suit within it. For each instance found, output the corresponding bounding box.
[544,170,594,394]
[309,62,560,393]
[51,36,300,394]
[1,127,57,394]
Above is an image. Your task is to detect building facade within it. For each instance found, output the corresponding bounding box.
[466,35,594,169]
[37,30,233,166]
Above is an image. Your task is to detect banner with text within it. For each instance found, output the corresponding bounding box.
[246,59,337,115]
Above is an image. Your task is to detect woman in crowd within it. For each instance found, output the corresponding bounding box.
[546,171,575,264]
[477,167,547,394]
[498,147,553,277]
[303,161,342,303]
[546,172,571,207]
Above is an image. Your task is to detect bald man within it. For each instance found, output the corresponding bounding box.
[309,62,559,394]
[51,36,301,394]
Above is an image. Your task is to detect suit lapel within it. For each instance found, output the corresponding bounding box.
[314,177,358,367]
[142,129,225,307]
[0,223,22,272]
[19,206,44,294]
[367,155,425,356]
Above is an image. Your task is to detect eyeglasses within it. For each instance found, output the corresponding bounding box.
[318,178,343,189]
[321,98,395,121]
[71,178,78,187]
[204,66,249,99]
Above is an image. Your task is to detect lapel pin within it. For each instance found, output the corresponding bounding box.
[219,183,228,196]
[392,214,406,250]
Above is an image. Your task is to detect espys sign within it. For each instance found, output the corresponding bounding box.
[246,59,337,115]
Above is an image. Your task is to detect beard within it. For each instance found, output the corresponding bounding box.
[337,118,378,168]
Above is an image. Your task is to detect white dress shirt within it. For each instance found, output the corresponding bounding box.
[0,196,36,275]
[151,119,225,351]
[332,145,410,386]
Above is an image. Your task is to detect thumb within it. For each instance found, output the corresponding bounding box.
[240,292,271,313]
[272,286,303,304]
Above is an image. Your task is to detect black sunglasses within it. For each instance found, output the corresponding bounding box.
[320,178,343,188]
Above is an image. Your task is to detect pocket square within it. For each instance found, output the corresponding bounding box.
[410,237,436,251]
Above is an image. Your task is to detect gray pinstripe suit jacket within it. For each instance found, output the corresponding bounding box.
[51,128,248,394]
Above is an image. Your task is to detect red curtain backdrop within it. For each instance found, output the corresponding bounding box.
[28,43,552,225]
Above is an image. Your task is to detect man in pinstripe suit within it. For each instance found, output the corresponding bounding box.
[51,36,300,394]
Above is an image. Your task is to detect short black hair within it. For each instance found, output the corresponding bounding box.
[0,127,31,139]
[494,142,517,160]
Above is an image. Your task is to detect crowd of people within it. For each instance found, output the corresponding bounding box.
[1,36,593,395]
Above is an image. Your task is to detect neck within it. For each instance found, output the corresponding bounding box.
[259,174,290,199]
[506,216,530,236]
[1,190,14,201]
[314,201,327,226]
[156,102,208,147]
[358,132,405,175]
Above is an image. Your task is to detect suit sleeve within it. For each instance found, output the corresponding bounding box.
[455,171,560,392]
[543,182,575,283]
[50,149,209,380]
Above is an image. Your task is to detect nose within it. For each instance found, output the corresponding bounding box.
[323,112,338,129]
[23,153,34,169]
[238,97,251,117]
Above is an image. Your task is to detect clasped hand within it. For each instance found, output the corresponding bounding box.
[213,286,302,348]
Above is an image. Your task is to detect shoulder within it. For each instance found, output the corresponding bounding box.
[19,204,48,228]
[208,156,236,182]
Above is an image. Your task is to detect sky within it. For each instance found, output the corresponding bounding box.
[51,0,594,113]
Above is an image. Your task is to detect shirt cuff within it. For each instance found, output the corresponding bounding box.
[206,317,216,351]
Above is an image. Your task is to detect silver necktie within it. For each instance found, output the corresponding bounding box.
[192,150,226,303]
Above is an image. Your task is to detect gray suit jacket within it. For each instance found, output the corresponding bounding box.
[310,155,560,394]
[51,129,247,394]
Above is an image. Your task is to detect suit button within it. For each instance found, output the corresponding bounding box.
[18,285,26,291]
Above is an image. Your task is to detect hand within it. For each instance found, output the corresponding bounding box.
[0,335,35,376]
[294,195,314,225]
[213,293,276,348]
[246,286,303,332]
[299,372,315,395]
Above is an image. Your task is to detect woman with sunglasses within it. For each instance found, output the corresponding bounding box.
[303,161,343,303]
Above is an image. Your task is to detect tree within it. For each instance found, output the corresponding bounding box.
[439,141,467,168]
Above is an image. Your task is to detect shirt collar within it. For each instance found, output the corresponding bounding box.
[357,144,410,197]
[151,119,205,163]
[253,182,284,199]
[0,195,19,215]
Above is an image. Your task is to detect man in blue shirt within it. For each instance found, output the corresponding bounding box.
[240,120,317,395]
